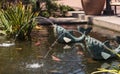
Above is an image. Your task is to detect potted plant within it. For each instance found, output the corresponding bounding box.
[81,0,105,15]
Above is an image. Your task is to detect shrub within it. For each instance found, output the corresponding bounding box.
[0,2,39,40]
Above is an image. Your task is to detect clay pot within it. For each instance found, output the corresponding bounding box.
[81,0,105,15]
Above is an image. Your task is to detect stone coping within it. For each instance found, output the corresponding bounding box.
[37,17,88,25]
[86,15,120,32]
[37,13,120,32]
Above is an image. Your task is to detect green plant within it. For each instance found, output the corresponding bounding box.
[0,2,38,40]
[59,5,74,12]
[26,0,74,17]
[59,5,74,16]
[91,67,120,74]
[38,0,59,17]
[40,11,50,18]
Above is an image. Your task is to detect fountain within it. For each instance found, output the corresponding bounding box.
[0,16,120,74]
[53,23,120,60]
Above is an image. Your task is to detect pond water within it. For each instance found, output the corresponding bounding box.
[0,24,120,74]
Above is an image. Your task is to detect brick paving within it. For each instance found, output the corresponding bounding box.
[55,0,120,32]
[56,0,120,15]
[55,0,82,10]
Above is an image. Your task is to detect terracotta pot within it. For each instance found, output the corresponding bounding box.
[81,0,105,15]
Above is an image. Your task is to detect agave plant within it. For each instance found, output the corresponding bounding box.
[0,2,39,40]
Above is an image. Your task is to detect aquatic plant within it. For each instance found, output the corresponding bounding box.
[0,2,38,40]
[91,66,120,74]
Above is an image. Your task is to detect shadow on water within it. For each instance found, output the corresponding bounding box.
[0,24,120,74]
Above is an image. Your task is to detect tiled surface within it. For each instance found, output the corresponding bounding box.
[55,0,120,32]
[56,0,120,15]
[89,16,120,32]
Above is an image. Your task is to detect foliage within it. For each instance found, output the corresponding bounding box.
[40,11,50,18]
[59,4,74,17]
[59,5,74,12]
[0,2,38,40]
[34,0,74,17]
[38,0,59,17]
[1,0,74,17]
[91,67,120,74]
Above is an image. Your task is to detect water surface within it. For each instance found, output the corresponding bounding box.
[0,24,120,74]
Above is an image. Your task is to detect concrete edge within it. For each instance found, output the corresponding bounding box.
[37,17,88,25]
[86,16,120,32]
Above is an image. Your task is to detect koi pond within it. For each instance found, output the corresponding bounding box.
[0,24,120,74]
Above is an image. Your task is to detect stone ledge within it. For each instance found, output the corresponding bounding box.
[87,16,120,32]
[37,17,88,25]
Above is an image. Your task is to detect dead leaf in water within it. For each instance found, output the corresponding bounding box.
[37,55,44,59]
[86,58,97,63]
[49,70,62,74]
[16,48,22,51]
[51,55,61,62]
[35,25,43,30]
[77,51,84,56]
[35,41,41,46]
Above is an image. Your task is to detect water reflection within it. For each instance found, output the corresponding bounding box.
[0,37,86,74]
[0,42,15,47]
[26,63,44,69]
